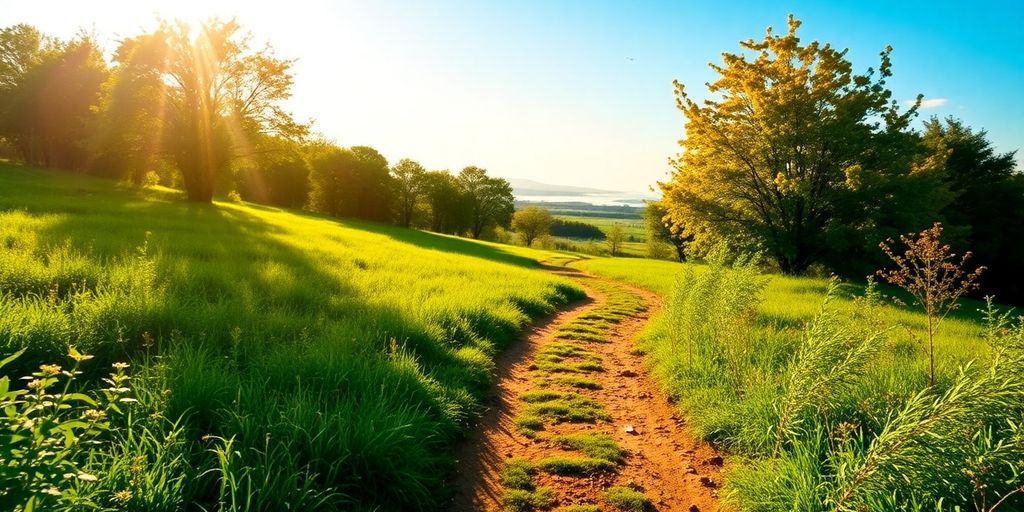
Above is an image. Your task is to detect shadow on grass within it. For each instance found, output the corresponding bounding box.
[0,165,574,509]
[333,217,543,268]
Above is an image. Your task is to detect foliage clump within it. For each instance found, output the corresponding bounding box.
[660,15,948,275]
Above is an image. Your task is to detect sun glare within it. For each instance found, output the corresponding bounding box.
[99,0,246,35]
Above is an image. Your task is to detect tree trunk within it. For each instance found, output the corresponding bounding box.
[675,244,687,262]
[181,162,215,203]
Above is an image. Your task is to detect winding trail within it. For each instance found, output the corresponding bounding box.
[452,266,722,511]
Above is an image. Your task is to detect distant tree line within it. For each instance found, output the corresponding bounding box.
[0,21,515,239]
[550,219,605,240]
[659,16,1024,303]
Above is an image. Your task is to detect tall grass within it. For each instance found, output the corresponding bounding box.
[578,255,1023,510]
[0,165,583,510]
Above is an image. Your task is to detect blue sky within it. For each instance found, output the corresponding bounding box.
[3,0,1022,192]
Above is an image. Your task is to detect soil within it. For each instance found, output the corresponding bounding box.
[451,267,723,511]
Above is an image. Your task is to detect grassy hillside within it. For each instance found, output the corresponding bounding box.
[0,165,582,511]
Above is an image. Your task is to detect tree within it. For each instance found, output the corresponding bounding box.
[644,200,691,261]
[308,143,392,221]
[457,166,514,239]
[234,135,310,208]
[90,33,167,184]
[348,146,393,221]
[923,117,1024,304]
[391,158,426,227]
[421,170,469,234]
[660,16,946,274]
[141,19,305,202]
[0,26,108,171]
[550,219,605,240]
[605,224,624,256]
[512,206,553,246]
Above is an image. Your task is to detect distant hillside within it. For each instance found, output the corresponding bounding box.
[508,178,620,196]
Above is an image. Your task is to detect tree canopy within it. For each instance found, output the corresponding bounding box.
[391,158,426,227]
[644,200,691,261]
[458,166,514,239]
[0,26,107,171]
[308,143,392,221]
[660,15,947,274]
[512,206,553,247]
[924,117,1024,303]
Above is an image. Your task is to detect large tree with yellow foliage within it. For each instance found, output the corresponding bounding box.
[660,16,949,274]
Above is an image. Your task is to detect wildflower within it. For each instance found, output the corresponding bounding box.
[39,364,62,376]
[26,379,43,390]
[112,362,130,370]
[114,490,133,502]
[131,455,146,476]
[83,409,105,421]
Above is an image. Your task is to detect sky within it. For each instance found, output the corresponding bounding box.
[2,0,1022,193]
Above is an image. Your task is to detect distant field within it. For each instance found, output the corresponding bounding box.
[514,198,649,255]
[514,200,644,219]
[0,165,582,510]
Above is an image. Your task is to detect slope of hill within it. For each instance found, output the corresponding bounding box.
[508,178,619,196]
[0,165,582,510]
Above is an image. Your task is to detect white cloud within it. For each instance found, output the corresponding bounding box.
[906,97,948,108]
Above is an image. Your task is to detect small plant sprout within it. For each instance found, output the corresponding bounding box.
[877,222,985,386]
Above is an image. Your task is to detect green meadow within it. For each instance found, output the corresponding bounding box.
[2,165,1021,511]
[0,165,582,510]
[577,256,1022,510]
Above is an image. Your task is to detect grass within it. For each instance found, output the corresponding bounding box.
[502,487,557,512]
[563,505,602,512]
[603,486,653,512]
[535,456,616,475]
[519,393,610,423]
[500,458,536,491]
[535,343,605,373]
[548,375,602,390]
[0,165,585,510]
[549,432,624,463]
[553,330,608,343]
[575,254,1024,510]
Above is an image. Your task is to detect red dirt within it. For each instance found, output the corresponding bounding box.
[451,268,723,511]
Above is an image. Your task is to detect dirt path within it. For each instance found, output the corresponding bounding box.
[452,267,722,511]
